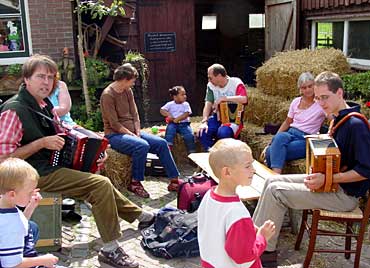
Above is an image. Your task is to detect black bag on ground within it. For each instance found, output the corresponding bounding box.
[140,207,199,259]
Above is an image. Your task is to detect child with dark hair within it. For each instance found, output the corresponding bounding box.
[160,86,196,153]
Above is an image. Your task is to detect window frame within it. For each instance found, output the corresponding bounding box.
[0,0,33,65]
[311,17,370,68]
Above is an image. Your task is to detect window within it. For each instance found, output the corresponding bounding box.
[0,0,32,65]
[202,15,217,30]
[312,18,370,67]
[249,14,265,29]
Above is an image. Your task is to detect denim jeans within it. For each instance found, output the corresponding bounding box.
[106,132,180,181]
[24,220,39,257]
[199,114,234,151]
[164,122,196,153]
[266,127,307,169]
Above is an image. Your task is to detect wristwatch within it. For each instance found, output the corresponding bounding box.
[201,119,208,124]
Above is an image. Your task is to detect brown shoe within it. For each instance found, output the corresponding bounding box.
[128,181,150,198]
[98,247,139,268]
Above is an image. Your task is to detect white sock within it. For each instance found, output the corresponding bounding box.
[102,240,119,252]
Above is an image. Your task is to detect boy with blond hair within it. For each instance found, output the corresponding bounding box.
[0,158,59,268]
[197,139,275,268]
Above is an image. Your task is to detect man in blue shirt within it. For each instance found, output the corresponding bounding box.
[252,71,370,267]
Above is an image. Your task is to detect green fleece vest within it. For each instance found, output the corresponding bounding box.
[0,84,61,176]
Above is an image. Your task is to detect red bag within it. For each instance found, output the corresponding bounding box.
[177,173,217,212]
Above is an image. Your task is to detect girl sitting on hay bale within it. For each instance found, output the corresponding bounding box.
[264,72,326,174]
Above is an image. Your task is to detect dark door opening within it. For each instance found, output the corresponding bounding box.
[194,0,265,108]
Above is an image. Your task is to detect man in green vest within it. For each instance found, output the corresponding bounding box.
[0,54,154,268]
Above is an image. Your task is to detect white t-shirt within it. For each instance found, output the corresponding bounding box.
[161,101,192,123]
[0,207,28,268]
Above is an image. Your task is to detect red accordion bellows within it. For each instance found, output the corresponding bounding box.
[50,128,108,173]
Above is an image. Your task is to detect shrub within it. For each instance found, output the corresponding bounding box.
[342,71,370,100]
[7,64,22,76]
[85,57,110,86]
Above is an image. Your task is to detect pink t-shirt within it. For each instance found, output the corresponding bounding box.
[288,97,326,134]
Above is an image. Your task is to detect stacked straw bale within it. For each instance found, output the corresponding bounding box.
[101,148,132,191]
[256,48,351,99]
[244,87,290,125]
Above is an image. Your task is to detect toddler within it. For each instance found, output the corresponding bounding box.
[160,86,196,153]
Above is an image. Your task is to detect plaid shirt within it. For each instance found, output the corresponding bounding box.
[0,100,61,157]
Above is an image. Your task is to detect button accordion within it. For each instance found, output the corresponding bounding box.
[50,128,108,173]
[219,102,245,125]
[306,135,340,192]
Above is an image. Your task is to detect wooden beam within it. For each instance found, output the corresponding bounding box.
[98,16,114,49]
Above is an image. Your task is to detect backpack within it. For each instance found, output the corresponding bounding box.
[177,173,217,212]
[140,207,199,259]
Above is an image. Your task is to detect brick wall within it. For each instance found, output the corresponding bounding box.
[28,0,75,62]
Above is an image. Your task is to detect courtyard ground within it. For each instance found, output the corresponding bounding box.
[52,162,370,268]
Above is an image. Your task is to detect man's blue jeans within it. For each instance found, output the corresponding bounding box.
[266,127,307,169]
[199,114,234,151]
[106,132,179,181]
[164,122,196,153]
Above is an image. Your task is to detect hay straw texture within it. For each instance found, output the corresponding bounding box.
[101,148,132,191]
[244,87,290,125]
[239,123,273,160]
[256,48,351,99]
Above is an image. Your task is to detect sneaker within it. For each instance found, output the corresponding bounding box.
[98,247,139,268]
[261,250,277,268]
[167,178,181,192]
[127,181,150,198]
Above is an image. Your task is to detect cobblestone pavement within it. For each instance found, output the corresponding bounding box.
[52,163,370,268]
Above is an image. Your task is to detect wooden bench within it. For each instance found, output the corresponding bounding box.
[188,152,276,201]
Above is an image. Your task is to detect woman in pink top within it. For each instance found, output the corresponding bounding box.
[265,72,326,174]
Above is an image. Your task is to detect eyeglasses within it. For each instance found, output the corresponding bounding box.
[314,95,331,102]
[34,73,55,83]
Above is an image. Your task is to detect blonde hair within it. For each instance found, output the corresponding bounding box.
[0,158,39,194]
[209,138,252,178]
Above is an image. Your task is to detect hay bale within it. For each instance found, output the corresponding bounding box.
[244,87,290,126]
[256,48,351,99]
[240,123,273,160]
[101,148,132,191]
[283,159,306,174]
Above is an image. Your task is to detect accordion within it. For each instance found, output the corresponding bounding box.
[50,128,108,173]
[306,135,340,192]
[219,102,245,125]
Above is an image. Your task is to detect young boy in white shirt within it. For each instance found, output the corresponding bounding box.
[198,139,275,268]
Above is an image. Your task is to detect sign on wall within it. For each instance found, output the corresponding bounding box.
[144,32,176,53]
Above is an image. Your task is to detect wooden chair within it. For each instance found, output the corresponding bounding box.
[295,191,370,268]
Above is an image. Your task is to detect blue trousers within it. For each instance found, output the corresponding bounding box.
[266,127,307,169]
[106,132,180,181]
[164,122,196,153]
[199,114,235,151]
[24,220,39,257]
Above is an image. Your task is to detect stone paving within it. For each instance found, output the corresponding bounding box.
[50,162,370,268]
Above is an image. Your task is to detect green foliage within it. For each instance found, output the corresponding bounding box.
[342,71,370,100]
[124,51,145,62]
[85,57,110,86]
[71,86,103,132]
[76,0,125,20]
[7,64,22,76]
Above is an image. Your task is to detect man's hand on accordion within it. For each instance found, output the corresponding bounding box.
[41,135,65,151]
[96,150,108,171]
[304,173,325,190]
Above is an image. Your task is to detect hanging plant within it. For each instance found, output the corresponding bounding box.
[123,51,150,124]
